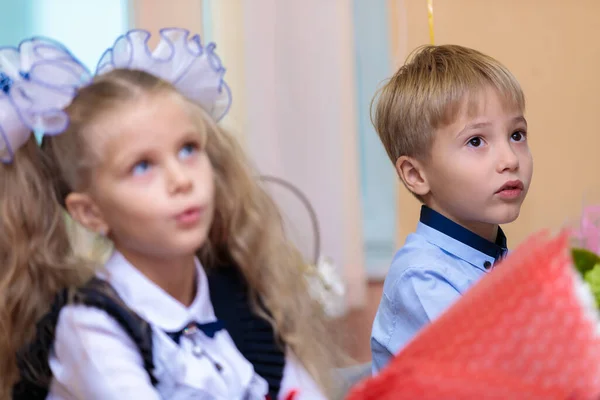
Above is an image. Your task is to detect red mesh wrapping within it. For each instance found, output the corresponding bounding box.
[347,231,600,400]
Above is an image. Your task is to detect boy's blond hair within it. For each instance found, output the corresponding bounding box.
[372,45,525,165]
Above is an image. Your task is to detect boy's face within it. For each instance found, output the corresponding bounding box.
[419,86,533,237]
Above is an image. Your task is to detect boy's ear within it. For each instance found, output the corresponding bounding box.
[395,155,431,197]
[64,192,110,236]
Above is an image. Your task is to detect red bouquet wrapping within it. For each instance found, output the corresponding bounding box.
[347,231,600,400]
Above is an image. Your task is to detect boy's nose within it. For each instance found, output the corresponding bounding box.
[496,143,519,172]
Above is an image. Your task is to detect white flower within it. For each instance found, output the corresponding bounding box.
[306,256,347,318]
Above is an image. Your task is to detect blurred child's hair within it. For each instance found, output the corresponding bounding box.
[372,45,525,198]
[0,138,97,398]
[0,69,341,397]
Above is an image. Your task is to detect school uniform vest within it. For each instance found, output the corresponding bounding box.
[12,266,285,400]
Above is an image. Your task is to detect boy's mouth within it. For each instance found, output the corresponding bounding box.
[495,180,524,199]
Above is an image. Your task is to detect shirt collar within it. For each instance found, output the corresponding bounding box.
[99,250,217,331]
[418,205,508,270]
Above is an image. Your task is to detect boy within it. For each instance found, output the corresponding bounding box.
[370,45,533,372]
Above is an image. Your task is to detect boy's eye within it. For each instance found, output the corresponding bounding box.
[511,131,527,142]
[132,160,150,176]
[179,142,199,159]
[467,137,483,147]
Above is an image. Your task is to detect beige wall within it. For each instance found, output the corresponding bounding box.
[130,0,204,42]
[395,0,600,247]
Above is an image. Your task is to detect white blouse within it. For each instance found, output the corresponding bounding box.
[47,251,325,400]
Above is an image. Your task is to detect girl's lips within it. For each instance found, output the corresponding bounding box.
[175,206,203,225]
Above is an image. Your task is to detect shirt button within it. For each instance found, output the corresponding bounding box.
[483,261,492,270]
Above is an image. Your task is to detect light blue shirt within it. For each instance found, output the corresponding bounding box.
[370,206,508,373]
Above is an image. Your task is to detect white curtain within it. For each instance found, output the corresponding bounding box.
[207,0,367,310]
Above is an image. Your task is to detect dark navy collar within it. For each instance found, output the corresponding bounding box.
[419,206,508,261]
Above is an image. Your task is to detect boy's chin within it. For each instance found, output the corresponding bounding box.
[488,205,523,225]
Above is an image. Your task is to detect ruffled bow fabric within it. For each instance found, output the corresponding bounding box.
[0,28,232,164]
[96,28,231,122]
[0,38,90,163]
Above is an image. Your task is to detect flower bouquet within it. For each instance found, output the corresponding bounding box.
[572,205,600,310]
[346,210,600,399]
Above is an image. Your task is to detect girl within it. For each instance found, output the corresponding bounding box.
[0,29,340,399]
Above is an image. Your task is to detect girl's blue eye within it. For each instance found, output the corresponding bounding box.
[132,160,150,176]
[179,143,198,159]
